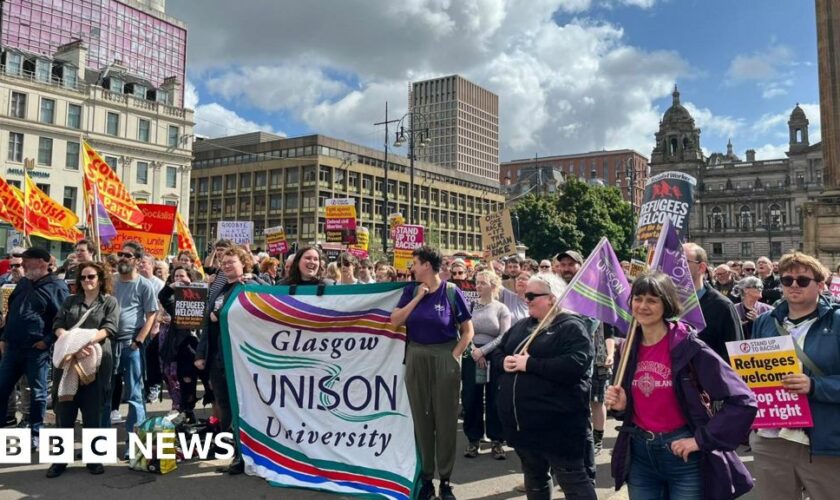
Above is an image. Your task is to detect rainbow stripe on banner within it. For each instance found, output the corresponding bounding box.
[221,283,419,498]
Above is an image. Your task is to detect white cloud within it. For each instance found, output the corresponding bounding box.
[186,80,284,138]
[683,102,744,139]
[752,143,789,161]
[727,44,794,81]
[751,103,820,139]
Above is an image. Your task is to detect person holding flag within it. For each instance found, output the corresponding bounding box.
[605,270,756,499]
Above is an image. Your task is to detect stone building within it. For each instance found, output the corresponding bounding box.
[649,87,823,263]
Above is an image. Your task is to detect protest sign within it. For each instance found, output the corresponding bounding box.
[325,198,357,245]
[629,259,648,280]
[321,243,344,264]
[0,284,15,315]
[830,276,840,300]
[101,204,177,259]
[264,226,289,256]
[479,209,517,259]
[221,283,418,499]
[348,226,369,259]
[452,279,478,305]
[393,225,424,272]
[388,213,405,239]
[636,171,697,243]
[173,284,209,330]
[726,337,813,429]
[218,221,254,246]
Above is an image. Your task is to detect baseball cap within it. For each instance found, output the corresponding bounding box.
[20,247,51,262]
[556,250,584,265]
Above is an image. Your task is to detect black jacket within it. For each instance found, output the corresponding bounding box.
[491,313,593,457]
[1,274,69,348]
[760,274,782,305]
[698,282,743,361]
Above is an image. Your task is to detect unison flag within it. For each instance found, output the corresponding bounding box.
[651,217,706,331]
[222,283,418,498]
[560,238,633,334]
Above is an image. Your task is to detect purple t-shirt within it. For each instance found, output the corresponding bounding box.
[396,282,472,344]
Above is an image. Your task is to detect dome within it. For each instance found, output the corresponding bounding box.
[790,103,807,121]
[661,86,695,126]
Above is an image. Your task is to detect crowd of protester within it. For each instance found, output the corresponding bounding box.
[0,239,839,500]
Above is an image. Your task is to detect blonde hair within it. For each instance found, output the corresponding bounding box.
[475,270,501,300]
[325,261,339,281]
[778,251,829,283]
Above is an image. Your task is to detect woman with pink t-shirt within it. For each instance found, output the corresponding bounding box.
[606,271,757,500]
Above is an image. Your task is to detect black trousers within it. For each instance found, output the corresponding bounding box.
[515,447,597,500]
[209,357,241,462]
[460,355,503,443]
[54,340,113,430]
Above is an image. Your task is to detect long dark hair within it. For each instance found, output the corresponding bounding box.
[74,261,111,295]
[285,245,325,285]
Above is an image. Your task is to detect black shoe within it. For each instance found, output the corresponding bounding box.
[593,429,604,456]
[463,442,479,458]
[184,411,197,424]
[3,416,17,427]
[439,480,456,500]
[86,463,104,475]
[227,458,244,475]
[417,479,434,500]
[46,463,67,478]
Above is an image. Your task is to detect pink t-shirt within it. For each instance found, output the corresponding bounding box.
[631,333,688,433]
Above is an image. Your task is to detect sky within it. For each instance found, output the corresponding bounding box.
[167,0,820,163]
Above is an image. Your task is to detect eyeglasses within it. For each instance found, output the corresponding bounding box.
[452,271,466,277]
[524,292,550,301]
[81,274,98,281]
[743,268,755,272]
[539,265,550,269]
[117,252,137,259]
[780,275,817,287]
[10,263,21,269]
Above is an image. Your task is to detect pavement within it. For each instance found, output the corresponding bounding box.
[0,391,759,500]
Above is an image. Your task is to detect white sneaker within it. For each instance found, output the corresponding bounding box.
[165,410,180,421]
[110,410,123,423]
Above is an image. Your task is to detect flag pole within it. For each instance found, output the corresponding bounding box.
[91,178,102,263]
[21,158,34,248]
[517,237,606,355]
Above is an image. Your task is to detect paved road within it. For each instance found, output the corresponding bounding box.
[1,396,759,499]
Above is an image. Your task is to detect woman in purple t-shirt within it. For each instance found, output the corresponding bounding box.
[391,246,474,500]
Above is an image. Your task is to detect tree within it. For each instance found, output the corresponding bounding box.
[511,194,581,260]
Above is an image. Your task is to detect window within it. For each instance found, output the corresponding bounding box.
[286,168,299,185]
[168,126,179,147]
[38,137,53,166]
[133,84,147,99]
[198,178,208,194]
[225,175,236,191]
[6,53,22,75]
[166,166,178,188]
[138,119,150,142]
[285,193,299,210]
[35,59,50,82]
[10,92,26,119]
[712,243,723,256]
[255,172,267,188]
[270,170,283,188]
[67,104,82,129]
[8,132,23,162]
[63,66,77,89]
[240,173,251,189]
[771,242,782,258]
[106,112,120,136]
[157,89,170,105]
[104,156,118,171]
[136,161,148,184]
[65,141,80,170]
[36,183,50,196]
[741,242,752,257]
[269,194,283,212]
[109,77,124,94]
[39,98,55,124]
[63,187,77,212]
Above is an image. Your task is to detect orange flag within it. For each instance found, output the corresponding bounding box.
[0,178,83,243]
[25,175,79,229]
[82,141,144,229]
[175,212,205,277]
[0,177,25,232]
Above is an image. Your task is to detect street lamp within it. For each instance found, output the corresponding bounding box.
[761,208,781,260]
[392,111,432,224]
[624,156,636,211]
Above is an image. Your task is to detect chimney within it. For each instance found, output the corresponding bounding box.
[746,149,756,162]
[54,40,87,81]
[161,76,181,107]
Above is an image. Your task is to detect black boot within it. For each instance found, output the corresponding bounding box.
[439,480,456,500]
[417,479,434,500]
[46,463,67,478]
[593,429,604,455]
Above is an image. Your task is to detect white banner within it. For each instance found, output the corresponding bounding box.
[222,283,418,499]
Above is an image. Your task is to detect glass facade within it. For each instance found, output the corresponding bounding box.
[1,0,186,101]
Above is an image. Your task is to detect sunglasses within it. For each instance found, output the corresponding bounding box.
[81,274,98,281]
[539,265,550,269]
[780,275,817,287]
[743,268,756,272]
[524,292,550,301]
[118,252,137,259]
[10,263,21,269]
[452,271,466,276]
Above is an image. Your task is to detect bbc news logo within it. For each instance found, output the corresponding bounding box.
[1,429,235,464]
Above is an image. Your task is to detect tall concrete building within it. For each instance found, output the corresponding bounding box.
[410,75,499,183]
[0,0,194,257]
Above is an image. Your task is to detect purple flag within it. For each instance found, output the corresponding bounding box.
[650,218,706,331]
[560,238,633,334]
[95,196,117,245]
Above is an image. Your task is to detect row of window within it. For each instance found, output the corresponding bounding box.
[6,132,180,188]
[9,90,181,145]
[709,241,784,259]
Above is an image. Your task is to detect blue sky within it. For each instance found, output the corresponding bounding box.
[170,0,821,162]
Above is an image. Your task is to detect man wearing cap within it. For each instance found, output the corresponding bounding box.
[0,248,69,448]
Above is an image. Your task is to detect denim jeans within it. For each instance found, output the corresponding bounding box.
[628,427,703,500]
[515,447,597,500]
[0,345,49,436]
[119,345,146,434]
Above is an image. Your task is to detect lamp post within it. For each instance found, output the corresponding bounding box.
[373,102,400,254]
[762,208,780,260]
[393,111,431,225]
[625,156,636,211]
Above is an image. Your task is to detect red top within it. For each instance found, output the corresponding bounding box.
[631,332,688,433]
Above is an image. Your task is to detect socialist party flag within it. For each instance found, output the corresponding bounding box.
[650,217,706,331]
[560,237,633,334]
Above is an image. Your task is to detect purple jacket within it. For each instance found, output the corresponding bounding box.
[611,321,757,500]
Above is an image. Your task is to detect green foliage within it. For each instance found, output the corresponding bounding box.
[511,178,637,261]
